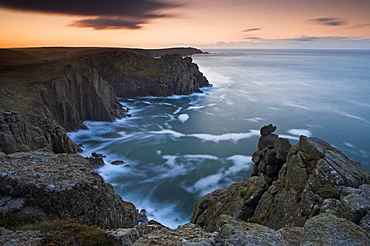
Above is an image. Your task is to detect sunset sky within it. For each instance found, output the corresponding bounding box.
[1,0,370,49]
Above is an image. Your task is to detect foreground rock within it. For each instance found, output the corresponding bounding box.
[191,124,370,241]
[0,152,135,229]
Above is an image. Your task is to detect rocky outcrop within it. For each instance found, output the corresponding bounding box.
[0,111,31,154]
[0,152,135,229]
[85,51,211,97]
[191,124,370,238]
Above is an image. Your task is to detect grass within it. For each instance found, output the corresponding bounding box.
[239,187,254,200]
[19,219,118,246]
[313,183,339,199]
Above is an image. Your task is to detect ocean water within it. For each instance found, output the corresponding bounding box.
[68,49,370,228]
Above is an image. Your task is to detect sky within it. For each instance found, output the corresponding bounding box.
[0,0,370,49]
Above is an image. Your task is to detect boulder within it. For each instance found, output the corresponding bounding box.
[301,213,370,245]
[0,152,135,229]
[216,214,289,246]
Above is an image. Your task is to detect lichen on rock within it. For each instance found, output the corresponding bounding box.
[0,152,135,229]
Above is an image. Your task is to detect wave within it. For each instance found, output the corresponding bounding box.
[189,130,260,143]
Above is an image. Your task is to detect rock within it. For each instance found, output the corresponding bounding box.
[138,209,149,225]
[0,132,16,154]
[260,124,277,136]
[258,134,278,150]
[216,214,290,245]
[253,135,370,230]
[92,152,105,158]
[252,126,288,184]
[0,228,43,246]
[133,222,219,245]
[274,138,292,162]
[277,226,305,246]
[191,176,267,232]
[106,228,140,246]
[0,152,134,229]
[301,213,370,246]
[85,156,105,168]
[192,124,370,240]
[111,160,125,165]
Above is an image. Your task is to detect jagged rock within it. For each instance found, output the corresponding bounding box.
[191,176,267,232]
[0,152,135,229]
[260,124,277,136]
[106,228,140,246]
[85,156,105,168]
[252,125,289,184]
[300,213,370,246]
[254,135,370,229]
[123,201,138,228]
[274,138,292,162]
[215,214,289,245]
[192,125,370,242]
[257,134,278,150]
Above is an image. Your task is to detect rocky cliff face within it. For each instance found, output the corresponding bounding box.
[0,152,134,229]
[29,65,126,132]
[191,125,370,238]
[84,51,211,97]
[0,49,208,154]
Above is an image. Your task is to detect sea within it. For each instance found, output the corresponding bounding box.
[68,49,370,228]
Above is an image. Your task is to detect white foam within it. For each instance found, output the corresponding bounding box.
[149,129,185,138]
[335,110,369,124]
[173,108,182,114]
[287,129,312,137]
[246,117,264,123]
[183,154,219,160]
[188,173,224,196]
[344,142,354,148]
[285,103,313,111]
[189,130,260,143]
[225,155,253,175]
[187,106,205,110]
[178,114,189,123]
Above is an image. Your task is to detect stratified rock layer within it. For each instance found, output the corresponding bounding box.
[0,152,133,229]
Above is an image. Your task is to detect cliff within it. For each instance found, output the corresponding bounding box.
[80,51,210,97]
[0,47,209,154]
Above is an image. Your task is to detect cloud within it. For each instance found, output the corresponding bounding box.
[0,0,179,30]
[243,28,261,32]
[351,23,370,29]
[244,37,264,41]
[197,36,370,49]
[310,17,347,26]
[292,36,320,42]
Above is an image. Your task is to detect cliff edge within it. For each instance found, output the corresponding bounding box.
[0,47,209,154]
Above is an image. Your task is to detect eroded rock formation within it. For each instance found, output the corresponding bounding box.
[191,124,370,240]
